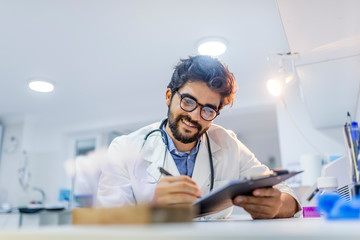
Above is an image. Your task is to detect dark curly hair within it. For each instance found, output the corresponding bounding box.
[167,55,237,110]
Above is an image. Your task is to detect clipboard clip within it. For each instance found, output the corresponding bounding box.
[249,169,289,180]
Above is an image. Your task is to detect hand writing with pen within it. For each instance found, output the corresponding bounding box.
[152,167,202,206]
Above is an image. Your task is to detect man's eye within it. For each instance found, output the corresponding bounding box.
[182,98,195,106]
[203,107,216,114]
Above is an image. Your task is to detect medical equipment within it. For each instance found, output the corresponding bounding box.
[18,151,47,204]
[139,119,215,191]
[18,151,30,190]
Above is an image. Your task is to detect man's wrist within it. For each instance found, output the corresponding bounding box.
[275,193,298,218]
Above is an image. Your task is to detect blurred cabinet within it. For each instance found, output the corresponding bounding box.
[0,210,71,229]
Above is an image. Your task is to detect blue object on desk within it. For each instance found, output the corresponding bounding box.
[59,189,70,202]
[318,192,360,220]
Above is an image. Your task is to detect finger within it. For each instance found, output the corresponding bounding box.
[156,193,199,205]
[159,175,198,188]
[167,181,202,197]
[233,195,279,206]
[243,204,279,218]
[250,212,276,220]
[233,196,273,206]
[239,203,274,214]
[158,176,182,183]
[164,175,197,185]
[157,177,202,197]
[252,187,281,197]
[239,203,278,219]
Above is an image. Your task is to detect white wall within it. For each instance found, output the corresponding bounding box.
[276,82,346,173]
[215,105,282,169]
[0,122,27,205]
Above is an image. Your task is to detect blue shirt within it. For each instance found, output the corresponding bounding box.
[162,126,201,177]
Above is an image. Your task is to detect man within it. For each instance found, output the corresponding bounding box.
[97,55,300,219]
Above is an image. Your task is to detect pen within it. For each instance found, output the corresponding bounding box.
[159,167,173,176]
[345,112,360,182]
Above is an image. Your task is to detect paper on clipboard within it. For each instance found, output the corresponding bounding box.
[193,170,302,217]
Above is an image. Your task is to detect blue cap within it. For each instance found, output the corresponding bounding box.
[351,122,359,141]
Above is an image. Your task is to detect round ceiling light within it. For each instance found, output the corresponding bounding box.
[197,39,227,56]
[28,79,55,93]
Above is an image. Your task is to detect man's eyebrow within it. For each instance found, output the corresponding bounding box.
[181,93,219,110]
[205,103,219,111]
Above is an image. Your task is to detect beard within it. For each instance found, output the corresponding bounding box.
[167,107,208,144]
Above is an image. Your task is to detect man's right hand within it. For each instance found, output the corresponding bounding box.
[152,175,202,205]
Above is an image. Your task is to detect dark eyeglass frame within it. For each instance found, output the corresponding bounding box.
[174,91,220,121]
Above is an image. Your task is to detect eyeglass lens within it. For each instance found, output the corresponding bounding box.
[180,97,217,121]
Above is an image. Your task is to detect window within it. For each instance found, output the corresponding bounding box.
[75,138,96,156]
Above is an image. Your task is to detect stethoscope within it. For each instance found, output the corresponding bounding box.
[143,119,214,191]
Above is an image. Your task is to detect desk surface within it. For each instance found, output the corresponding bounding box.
[1,218,360,240]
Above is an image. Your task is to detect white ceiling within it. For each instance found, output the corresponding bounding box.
[0,0,287,127]
[278,0,360,128]
[0,0,359,130]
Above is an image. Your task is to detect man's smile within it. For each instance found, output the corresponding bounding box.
[181,118,197,129]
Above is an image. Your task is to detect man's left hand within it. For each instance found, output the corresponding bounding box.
[233,187,283,219]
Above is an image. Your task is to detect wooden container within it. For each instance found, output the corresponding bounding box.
[72,205,196,224]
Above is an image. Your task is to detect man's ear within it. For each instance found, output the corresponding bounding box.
[165,88,172,106]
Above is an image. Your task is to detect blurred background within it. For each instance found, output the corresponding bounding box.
[0,0,359,209]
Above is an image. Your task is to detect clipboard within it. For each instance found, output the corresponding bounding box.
[193,170,302,217]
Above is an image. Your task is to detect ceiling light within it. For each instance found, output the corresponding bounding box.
[28,79,55,93]
[197,39,227,56]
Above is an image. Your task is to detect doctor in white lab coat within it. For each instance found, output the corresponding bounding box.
[97,55,300,219]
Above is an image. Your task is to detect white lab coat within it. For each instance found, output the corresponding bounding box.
[97,121,300,218]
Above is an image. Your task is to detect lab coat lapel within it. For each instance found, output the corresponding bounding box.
[141,131,166,182]
[192,133,221,193]
[141,130,179,181]
[163,149,180,176]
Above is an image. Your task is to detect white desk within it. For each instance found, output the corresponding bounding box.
[0,218,360,240]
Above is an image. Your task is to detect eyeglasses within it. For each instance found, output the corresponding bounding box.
[175,91,220,121]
